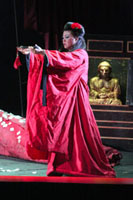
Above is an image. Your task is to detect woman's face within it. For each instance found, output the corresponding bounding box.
[62,31,78,50]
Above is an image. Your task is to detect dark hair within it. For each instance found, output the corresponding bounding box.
[60,22,86,52]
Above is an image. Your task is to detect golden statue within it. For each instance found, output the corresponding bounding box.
[89,61,122,105]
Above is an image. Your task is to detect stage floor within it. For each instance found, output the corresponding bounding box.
[0,150,132,178]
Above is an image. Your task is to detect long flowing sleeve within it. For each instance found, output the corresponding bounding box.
[45,49,87,70]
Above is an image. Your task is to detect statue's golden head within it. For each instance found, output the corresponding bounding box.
[98,61,112,79]
[98,61,111,70]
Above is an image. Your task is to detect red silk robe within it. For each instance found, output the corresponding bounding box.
[33,49,116,177]
[14,49,116,177]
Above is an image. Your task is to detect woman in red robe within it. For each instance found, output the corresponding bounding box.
[17,22,117,177]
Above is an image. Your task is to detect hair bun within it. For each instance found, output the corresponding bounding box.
[63,22,85,37]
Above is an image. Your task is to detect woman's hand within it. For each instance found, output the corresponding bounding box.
[17,45,45,55]
[31,44,45,55]
[17,46,33,55]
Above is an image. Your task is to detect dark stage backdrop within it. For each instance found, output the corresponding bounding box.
[23,0,133,50]
[1,0,133,115]
[0,0,24,114]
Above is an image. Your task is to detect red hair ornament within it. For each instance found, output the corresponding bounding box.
[71,23,82,30]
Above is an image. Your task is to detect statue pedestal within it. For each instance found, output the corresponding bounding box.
[91,104,133,151]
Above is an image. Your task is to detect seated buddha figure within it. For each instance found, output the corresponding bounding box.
[89,61,122,105]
